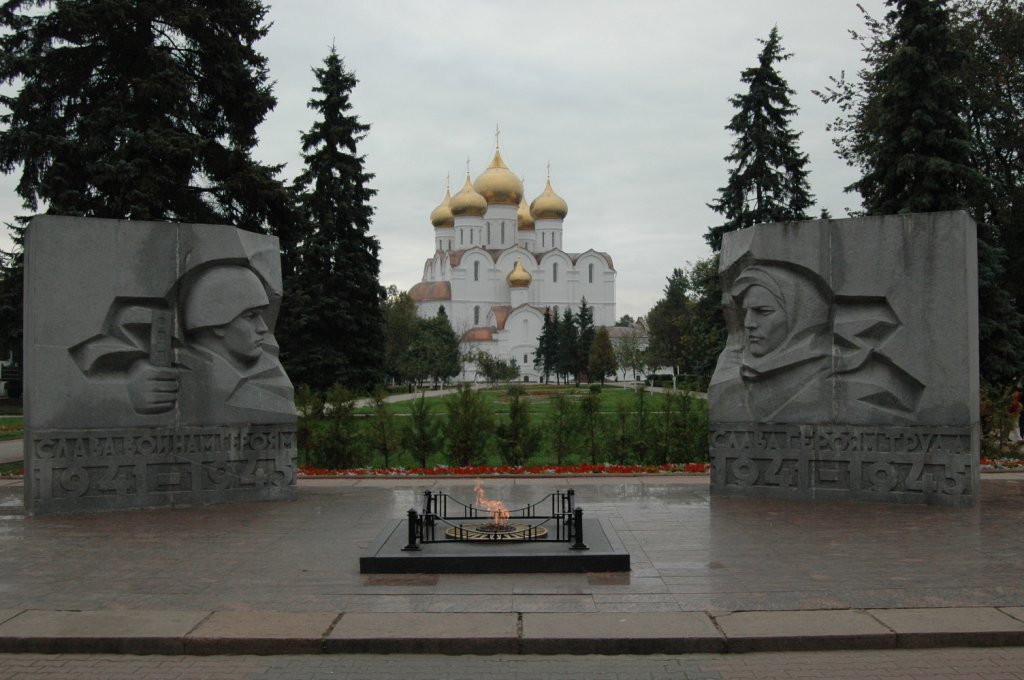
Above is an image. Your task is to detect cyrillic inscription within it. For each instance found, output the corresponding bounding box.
[28,425,297,512]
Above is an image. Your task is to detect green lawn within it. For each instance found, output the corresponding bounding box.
[0,416,22,441]
[0,462,21,476]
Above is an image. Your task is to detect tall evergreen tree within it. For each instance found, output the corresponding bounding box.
[851,0,979,213]
[958,1,1024,383]
[534,309,558,382]
[556,308,579,386]
[420,307,461,386]
[588,327,618,385]
[280,45,384,390]
[575,298,596,382]
[0,0,292,362]
[706,26,814,252]
[646,269,690,386]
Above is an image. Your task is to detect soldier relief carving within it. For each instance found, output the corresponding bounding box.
[23,216,298,514]
[711,262,923,424]
[69,262,295,424]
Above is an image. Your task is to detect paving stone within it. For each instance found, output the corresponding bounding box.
[0,609,208,654]
[0,611,21,626]
[185,610,338,654]
[870,607,1024,648]
[714,609,894,652]
[521,612,724,654]
[325,612,518,654]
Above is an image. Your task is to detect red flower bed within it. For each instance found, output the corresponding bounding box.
[298,462,711,477]
[981,457,1024,469]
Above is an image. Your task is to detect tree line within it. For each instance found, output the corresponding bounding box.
[529,298,620,386]
[2,0,1021,398]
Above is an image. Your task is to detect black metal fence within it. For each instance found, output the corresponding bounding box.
[402,488,587,551]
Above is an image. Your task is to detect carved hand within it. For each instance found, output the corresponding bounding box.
[127,362,179,415]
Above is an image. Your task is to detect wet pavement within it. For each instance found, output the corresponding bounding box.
[0,439,21,465]
[3,474,1024,614]
[2,473,1024,659]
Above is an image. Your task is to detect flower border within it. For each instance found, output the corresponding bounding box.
[298,462,710,477]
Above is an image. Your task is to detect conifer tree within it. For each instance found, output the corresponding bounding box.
[419,307,461,386]
[0,1,292,362]
[534,309,558,382]
[851,0,979,213]
[706,26,814,252]
[556,308,579,386]
[280,45,384,390]
[588,327,618,385]
[575,298,596,382]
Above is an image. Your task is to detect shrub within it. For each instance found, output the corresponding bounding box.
[445,384,494,466]
[495,386,539,466]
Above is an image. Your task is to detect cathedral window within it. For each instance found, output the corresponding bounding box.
[501,223,506,244]
[474,306,480,325]
[486,223,491,243]
[474,261,479,281]
[553,262,558,283]
[523,354,528,364]
[589,263,594,283]
[542,233,546,247]
[470,231,473,245]
[460,230,464,245]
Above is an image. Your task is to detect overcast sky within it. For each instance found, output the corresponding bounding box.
[0,0,890,321]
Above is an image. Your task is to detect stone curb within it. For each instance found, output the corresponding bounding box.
[2,607,1024,655]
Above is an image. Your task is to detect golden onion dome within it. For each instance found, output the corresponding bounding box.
[517,195,535,231]
[473,148,524,205]
[450,173,487,217]
[429,188,454,228]
[530,177,568,220]
[507,259,532,288]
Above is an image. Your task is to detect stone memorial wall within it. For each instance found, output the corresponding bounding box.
[24,216,297,515]
[709,211,979,505]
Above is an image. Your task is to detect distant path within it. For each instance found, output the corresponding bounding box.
[353,383,707,409]
[0,438,22,464]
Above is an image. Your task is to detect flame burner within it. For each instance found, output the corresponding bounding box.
[444,521,549,541]
[475,522,515,534]
[402,488,583,548]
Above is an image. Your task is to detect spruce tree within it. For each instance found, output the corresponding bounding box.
[420,307,461,386]
[575,298,596,382]
[0,0,292,363]
[534,309,558,382]
[706,26,814,252]
[588,327,618,385]
[280,45,384,391]
[851,0,978,213]
[556,308,579,386]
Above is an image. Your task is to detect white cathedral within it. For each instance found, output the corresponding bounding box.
[410,142,616,382]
